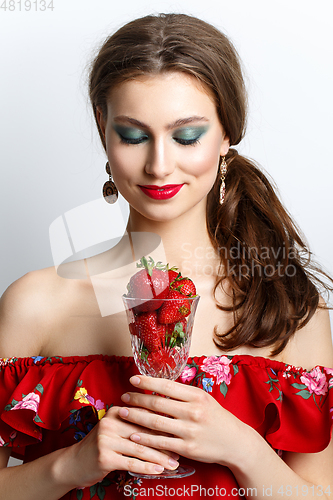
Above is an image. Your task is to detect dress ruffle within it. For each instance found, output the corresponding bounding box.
[182,355,333,453]
[0,355,138,458]
[0,354,332,462]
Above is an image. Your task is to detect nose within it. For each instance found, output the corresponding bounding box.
[144,137,175,179]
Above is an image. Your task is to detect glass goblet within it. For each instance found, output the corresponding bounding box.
[122,295,200,479]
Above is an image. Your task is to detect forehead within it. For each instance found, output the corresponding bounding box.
[106,71,218,123]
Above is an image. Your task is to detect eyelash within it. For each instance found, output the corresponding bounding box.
[119,135,201,146]
[119,136,147,145]
[175,137,200,146]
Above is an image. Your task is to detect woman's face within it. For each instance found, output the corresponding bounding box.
[97,71,229,223]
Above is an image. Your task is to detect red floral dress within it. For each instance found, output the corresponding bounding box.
[0,354,332,499]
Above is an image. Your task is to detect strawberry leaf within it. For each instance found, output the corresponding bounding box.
[140,348,149,362]
[168,337,176,348]
[174,322,184,336]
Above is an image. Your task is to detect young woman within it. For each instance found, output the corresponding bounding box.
[0,13,332,500]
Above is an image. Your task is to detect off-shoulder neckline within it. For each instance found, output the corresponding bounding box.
[1,353,328,373]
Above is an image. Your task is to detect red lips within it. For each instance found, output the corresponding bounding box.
[139,184,184,200]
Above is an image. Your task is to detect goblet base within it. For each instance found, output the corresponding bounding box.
[129,464,196,479]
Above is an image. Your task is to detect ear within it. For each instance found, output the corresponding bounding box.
[96,106,106,141]
[220,133,230,157]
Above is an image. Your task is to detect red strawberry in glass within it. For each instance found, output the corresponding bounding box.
[131,311,166,351]
[123,294,198,379]
[122,257,200,479]
[170,276,196,297]
[126,256,169,312]
[157,289,191,324]
[168,268,182,285]
[147,350,176,371]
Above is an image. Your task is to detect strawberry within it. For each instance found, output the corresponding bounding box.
[168,268,182,285]
[147,349,176,371]
[132,311,166,352]
[126,257,169,312]
[157,289,191,324]
[170,277,196,297]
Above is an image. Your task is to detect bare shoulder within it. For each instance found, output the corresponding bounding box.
[0,266,81,357]
[282,297,333,370]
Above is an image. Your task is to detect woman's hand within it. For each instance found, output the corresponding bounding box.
[68,404,180,489]
[119,375,247,468]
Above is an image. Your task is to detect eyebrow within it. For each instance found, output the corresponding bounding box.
[113,115,209,130]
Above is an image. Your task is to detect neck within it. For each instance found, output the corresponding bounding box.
[126,201,219,279]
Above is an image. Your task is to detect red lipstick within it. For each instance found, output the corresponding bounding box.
[139,184,184,200]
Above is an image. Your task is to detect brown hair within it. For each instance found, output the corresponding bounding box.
[89,13,332,355]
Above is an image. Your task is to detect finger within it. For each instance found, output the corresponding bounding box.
[118,406,182,437]
[130,431,183,457]
[114,437,179,472]
[160,450,180,461]
[104,406,164,438]
[121,391,186,419]
[129,375,200,402]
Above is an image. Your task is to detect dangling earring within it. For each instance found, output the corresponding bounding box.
[219,156,227,205]
[102,162,118,204]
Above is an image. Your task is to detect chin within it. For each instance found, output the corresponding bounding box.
[132,201,203,224]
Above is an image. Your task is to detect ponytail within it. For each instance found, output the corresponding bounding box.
[207,149,332,355]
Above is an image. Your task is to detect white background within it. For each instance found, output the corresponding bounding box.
[0,0,332,295]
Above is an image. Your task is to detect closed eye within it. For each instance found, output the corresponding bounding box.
[113,124,149,145]
[172,126,208,146]
[119,134,200,146]
[174,137,201,146]
[119,134,149,145]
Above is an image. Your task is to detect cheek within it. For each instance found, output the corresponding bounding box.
[183,140,220,178]
[107,147,144,182]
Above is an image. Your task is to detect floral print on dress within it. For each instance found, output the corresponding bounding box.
[4,383,44,424]
[202,377,214,393]
[64,380,111,444]
[75,467,143,498]
[31,356,45,364]
[265,368,283,401]
[0,357,18,370]
[324,368,333,391]
[76,478,114,500]
[0,431,17,447]
[74,380,106,420]
[200,356,232,385]
[300,367,328,396]
[0,354,331,499]
[115,472,142,500]
[180,355,238,397]
[11,392,40,412]
[180,366,196,383]
[280,365,330,410]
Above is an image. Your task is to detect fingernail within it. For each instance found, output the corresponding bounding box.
[155,465,164,472]
[170,453,180,461]
[119,408,129,417]
[121,393,130,403]
[168,458,179,468]
[131,434,140,442]
[130,376,141,386]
